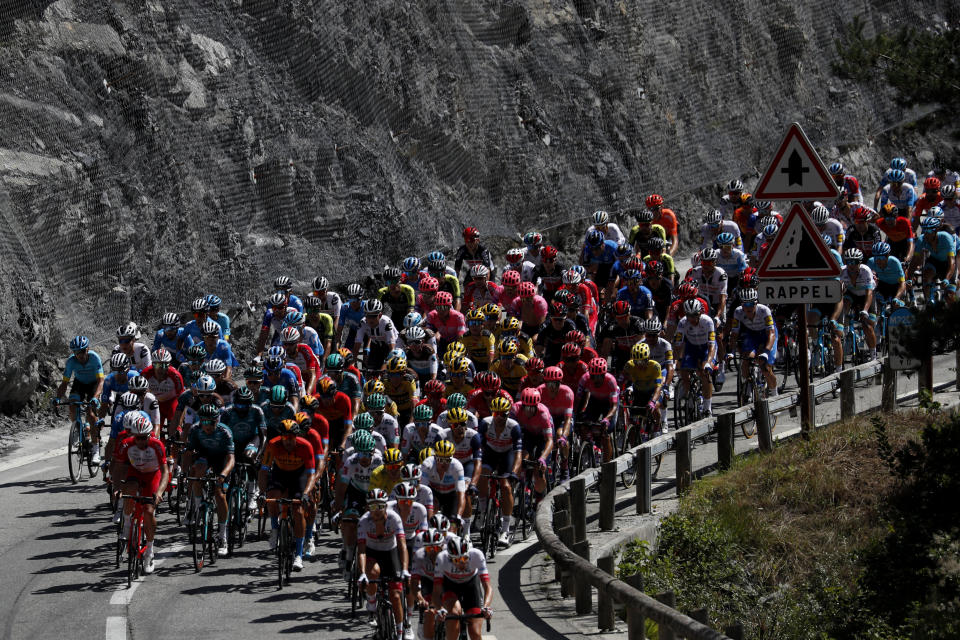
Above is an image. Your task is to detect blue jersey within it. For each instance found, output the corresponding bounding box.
[188,423,235,458]
[153,328,193,362]
[581,240,619,266]
[63,351,104,384]
[616,285,655,315]
[183,319,223,344]
[210,311,231,340]
[100,370,138,403]
[339,304,365,329]
[916,231,956,262]
[716,249,748,278]
[867,256,905,286]
[203,339,239,367]
[262,368,299,397]
[287,294,304,313]
[222,404,266,449]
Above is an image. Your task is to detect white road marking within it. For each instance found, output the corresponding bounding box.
[108,542,186,605]
[105,616,126,640]
[0,446,68,474]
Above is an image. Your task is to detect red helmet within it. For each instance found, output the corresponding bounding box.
[544,366,563,382]
[505,248,525,264]
[565,330,585,344]
[518,282,536,298]
[550,301,567,317]
[646,260,664,276]
[519,388,541,405]
[588,357,608,375]
[463,226,480,240]
[436,291,453,306]
[476,371,502,392]
[502,270,521,287]
[645,193,664,208]
[421,277,439,293]
[424,379,446,395]
[624,257,643,272]
[540,245,558,260]
[678,282,698,299]
[561,342,581,359]
[525,357,545,373]
[854,207,870,223]
[924,176,941,191]
[613,300,631,316]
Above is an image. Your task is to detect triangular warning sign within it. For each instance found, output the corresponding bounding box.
[754,123,840,201]
[756,203,842,278]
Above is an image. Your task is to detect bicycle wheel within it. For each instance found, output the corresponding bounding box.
[205,504,218,567]
[192,504,205,572]
[378,596,396,640]
[227,489,239,557]
[349,545,361,616]
[107,474,118,513]
[174,478,186,525]
[115,520,124,569]
[236,488,249,549]
[67,421,83,484]
[277,519,289,589]
[619,425,640,488]
[127,517,143,588]
[281,520,293,584]
[673,388,685,429]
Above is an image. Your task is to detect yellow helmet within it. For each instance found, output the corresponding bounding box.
[631,342,650,360]
[418,447,435,464]
[446,341,466,356]
[434,440,456,458]
[498,316,520,332]
[497,339,519,357]
[466,308,485,323]
[386,356,408,373]
[482,303,502,320]
[363,379,385,396]
[489,397,512,414]
[316,377,337,396]
[448,356,470,375]
[383,448,403,465]
[446,407,469,425]
[294,411,312,427]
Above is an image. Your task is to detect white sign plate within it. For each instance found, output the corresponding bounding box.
[758,279,842,304]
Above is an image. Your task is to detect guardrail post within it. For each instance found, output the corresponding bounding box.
[956,350,960,390]
[840,368,855,420]
[717,412,734,470]
[557,524,575,597]
[636,446,652,514]
[597,556,615,631]
[675,430,692,493]
[599,460,616,531]
[689,608,708,624]
[754,398,773,453]
[655,591,677,640]
[919,354,933,397]
[574,541,592,614]
[569,477,587,544]
[624,574,646,640]
[806,382,817,435]
[882,357,897,411]
[724,623,745,639]
[553,508,570,583]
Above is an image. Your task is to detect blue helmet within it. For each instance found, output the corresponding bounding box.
[828,162,844,176]
[586,229,605,247]
[70,335,90,351]
[716,232,736,245]
[402,256,421,272]
[205,294,222,308]
[264,354,285,371]
[571,265,587,278]
[283,310,305,327]
[267,345,286,358]
[403,311,423,329]
[927,206,944,219]
[888,169,906,183]
[890,157,907,171]
[615,243,632,259]
[872,242,891,257]
[195,375,217,393]
[762,223,779,237]
[921,217,941,232]
[623,269,642,281]
[426,251,445,270]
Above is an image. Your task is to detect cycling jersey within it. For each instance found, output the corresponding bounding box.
[368,465,404,494]
[306,312,335,344]
[412,547,438,584]
[439,427,483,462]
[110,408,151,440]
[112,343,151,372]
[699,221,742,250]
[840,264,876,297]
[584,223,626,246]
[388,499,428,544]
[100,370,138,405]
[878,167,917,189]
[940,201,960,229]
[489,360,528,396]
[141,365,184,400]
[385,378,418,414]
[465,389,510,421]
[620,360,662,393]
[652,208,678,237]
[843,224,883,257]
[598,317,645,371]
[628,224,667,252]
[534,319,577,366]
[63,352,104,384]
[153,328,193,363]
[560,360,588,391]
[263,368,300,399]
[876,216,913,243]
[426,309,466,342]
[580,239,619,266]
[815,218,845,248]
[188,423,235,458]
[879,183,917,210]
[867,256,905,285]
[537,383,574,421]
[730,304,776,334]
[117,435,166,474]
[378,284,416,313]
[261,402,297,440]
[357,509,405,551]
[374,413,400,447]
[675,315,716,347]
[315,391,354,426]
[531,263,566,300]
[356,316,399,346]
[335,370,363,401]
[222,404,266,450]
[615,285,655,316]
[463,280,503,309]
[478,417,523,453]
[509,295,549,330]
[201,339,239,367]
[645,337,674,367]
[916,231,956,262]
[345,429,387,457]
[261,436,314,473]
[420,456,466,493]
[688,266,728,309]
[576,373,620,404]
[340,451,384,491]
[454,244,495,278]
[836,174,863,202]
[400,422,443,459]
[460,331,494,366]
[666,297,711,327]
[284,344,321,384]
[184,318,224,345]
[406,347,439,378]
[433,548,490,585]
[313,290,342,322]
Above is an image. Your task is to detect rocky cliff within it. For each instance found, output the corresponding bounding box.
[0,0,955,411]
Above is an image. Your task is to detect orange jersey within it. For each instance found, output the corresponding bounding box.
[262,436,315,472]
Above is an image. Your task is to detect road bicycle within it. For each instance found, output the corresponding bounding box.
[53,399,100,484]
[226,462,256,556]
[185,471,220,572]
[264,497,301,589]
[372,576,408,640]
[808,316,837,379]
[434,610,491,640]
[738,355,777,438]
[673,369,704,428]
[118,494,155,588]
[513,458,545,542]
[478,472,513,558]
[618,405,663,486]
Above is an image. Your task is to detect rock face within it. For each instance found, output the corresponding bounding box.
[0,0,955,411]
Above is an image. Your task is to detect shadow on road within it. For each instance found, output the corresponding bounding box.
[497,540,571,640]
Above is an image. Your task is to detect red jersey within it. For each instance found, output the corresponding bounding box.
[141,365,184,400]
[466,388,512,419]
[537,383,575,420]
[463,281,503,310]
[913,193,941,221]
[877,216,914,243]
[309,412,330,454]
[117,436,166,474]
[301,427,324,462]
[666,296,711,326]
[653,208,678,237]
[560,360,588,390]
[315,391,353,425]
[262,436,315,472]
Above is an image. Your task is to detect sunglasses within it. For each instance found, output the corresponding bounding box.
[368,502,387,511]
[397,498,414,505]
[743,302,757,308]
[134,434,149,441]
[119,338,132,344]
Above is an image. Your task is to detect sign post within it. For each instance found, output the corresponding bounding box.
[754,123,840,436]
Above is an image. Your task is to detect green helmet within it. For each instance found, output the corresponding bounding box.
[269,384,288,405]
[198,404,220,421]
[412,404,433,422]
[354,412,375,431]
[366,393,388,411]
[447,393,467,409]
[353,430,376,454]
[325,353,344,370]
[187,344,207,361]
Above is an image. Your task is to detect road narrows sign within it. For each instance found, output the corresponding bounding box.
[756,203,842,279]
[754,123,840,201]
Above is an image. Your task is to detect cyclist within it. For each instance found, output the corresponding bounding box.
[532,246,566,302]
[719,179,745,218]
[304,297,336,357]
[477,396,522,545]
[619,342,663,431]
[127,375,161,429]
[867,242,907,304]
[347,412,388,457]
[411,528,445,640]
[512,387,554,495]
[599,300,646,374]
[255,292,294,356]
[153,313,192,363]
[315,376,355,452]
[642,318,673,433]
[325,352,362,414]
[873,157,917,209]
[642,237,677,286]
[518,356,546,393]
[221,386,266,508]
[878,169,917,220]
[827,162,863,204]
[205,294,230,342]
[493,315,534,359]
[355,299,399,370]
[454,227,496,283]
[356,488,409,637]
[400,404,442,462]
[272,275,304,312]
[574,358,619,462]
[311,276,343,335]
[913,176,943,223]
[585,209,626,245]
[534,303,577,366]
[260,384,297,441]
[178,344,207,389]
[626,209,665,256]
[369,447,407,496]
[664,281,711,341]
[644,194,679,256]
[56,335,105,452]
[279,327,320,396]
[810,204,845,250]
[715,233,748,295]
[615,269,655,319]
[263,354,300,411]
[383,356,419,426]
[580,229,619,302]
[367,394,400,449]
[510,282,548,339]
[674,299,717,416]
[462,265,503,310]
[115,415,169,575]
[731,193,758,252]
[259,418,316,570]
[426,252,463,310]
[113,322,151,372]
[99,352,139,426]
[335,430,384,579]
[339,284,366,349]
[559,268,598,333]
[911,217,957,301]
[641,260,672,321]
[837,248,879,363]
[699,210,742,250]
[459,309,494,372]
[432,536,493,640]
[182,298,219,349]
[202,358,236,398]
[690,248,729,376]
[140,348,184,435]
[421,440,467,528]
[489,339,528,397]
[843,207,883,258]
[939,185,960,231]
[728,288,778,398]
[440,407,483,536]
[282,309,323,358]
[106,394,151,501]
[378,266,416,324]
[391,480,428,560]
[427,292,466,354]
[185,403,235,555]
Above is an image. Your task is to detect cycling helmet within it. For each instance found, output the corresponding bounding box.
[424,379,446,395]
[204,294,222,309]
[890,157,907,171]
[317,377,337,397]
[828,162,844,176]
[631,342,650,360]
[941,185,956,199]
[561,269,582,285]
[382,266,402,281]
[543,366,563,383]
[540,245,559,260]
[354,412,375,431]
[420,277,439,293]
[683,299,703,316]
[244,366,264,382]
[353,431,375,454]
[197,403,220,421]
[198,320,218,337]
[475,371,501,392]
[523,231,543,247]
[447,535,471,558]
[117,322,138,340]
[119,391,140,409]
[519,388,541,406]
[234,386,254,403]
[497,340,519,358]
[462,226,481,241]
[130,416,153,436]
[644,260,664,278]
[677,282,698,299]
[402,257,421,273]
[550,301,568,318]
[843,248,864,263]
[588,357,608,375]
[412,404,433,422]
[615,243,633,260]
[623,269,644,283]
[322,353,343,371]
[265,354,286,372]
[921,216,942,231]
[928,206,944,219]
[128,375,149,392]
[755,200,773,213]
[123,411,143,432]
[434,440,456,458]
[294,411,312,429]
[366,393,388,411]
[383,448,403,465]
[610,300,629,317]
[888,169,906,183]
[448,357,470,375]
[269,384,288,405]
[268,292,287,308]
[280,326,301,344]
[148,348,171,367]
[635,209,655,223]
[644,317,663,334]
[646,237,666,253]
[429,514,451,532]
[525,357,545,373]
[363,299,383,315]
[69,335,90,351]
[499,316,521,333]
[592,210,610,226]
[273,275,293,292]
[110,353,131,371]
[516,282,535,299]
[716,232,735,246]
[204,359,227,377]
[303,296,322,313]
[283,310,306,327]
[267,346,286,359]
[811,205,830,225]
[386,355,407,373]
[465,308,485,324]
[161,313,179,327]
[312,276,329,291]
[487,396,511,414]
[739,288,759,303]
[435,291,453,307]
[469,264,490,280]
[742,272,760,289]
[505,248,525,264]
[402,326,425,344]
[401,464,422,484]
[192,297,210,312]
[561,342,581,358]
[705,210,723,225]
[586,229,605,247]
[447,393,467,409]
[363,379,385,397]
[645,193,664,208]
[187,344,207,361]
[403,311,423,329]
[346,283,363,297]
[762,223,779,238]
[446,407,469,425]
[872,242,891,257]
[923,176,941,192]
[700,248,719,262]
[727,179,743,192]
[393,481,417,501]
[426,251,446,270]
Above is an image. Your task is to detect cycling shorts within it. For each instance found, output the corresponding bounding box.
[924,257,950,280]
[680,342,712,371]
[366,546,401,580]
[434,490,458,519]
[521,432,547,459]
[267,466,307,495]
[876,280,901,301]
[69,379,98,402]
[481,447,516,475]
[158,399,178,422]
[888,239,912,262]
[345,484,368,516]
[843,293,877,323]
[808,302,838,319]
[419,575,435,598]
[580,397,617,434]
[740,331,777,365]
[441,575,484,614]
[194,454,227,475]
[123,468,162,499]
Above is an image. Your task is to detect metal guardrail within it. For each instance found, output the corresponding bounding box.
[534,354,948,639]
